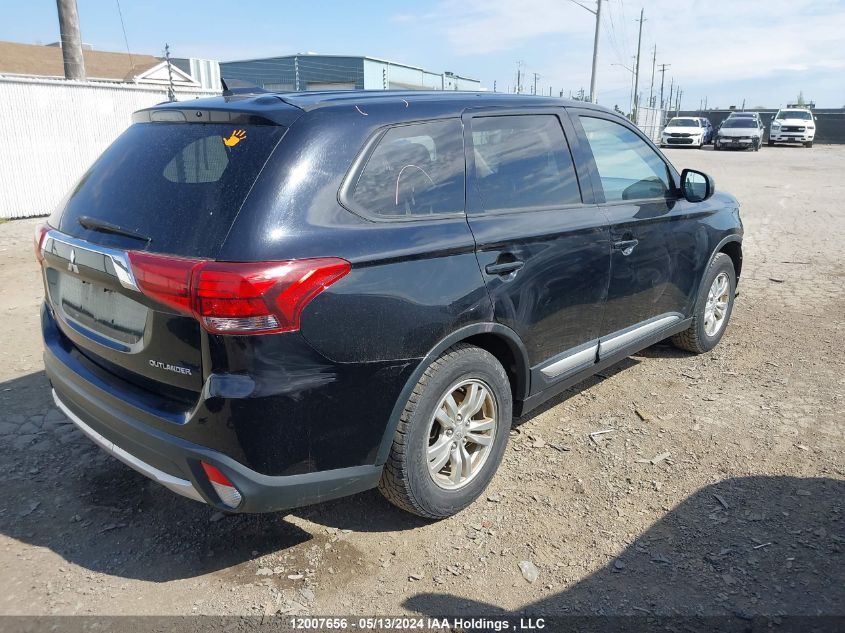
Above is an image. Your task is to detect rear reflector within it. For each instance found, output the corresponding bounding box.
[126,253,350,335]
[35,223,50,263]
[201,462,243,509]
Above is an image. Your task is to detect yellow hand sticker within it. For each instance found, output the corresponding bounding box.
[223,129,247,147]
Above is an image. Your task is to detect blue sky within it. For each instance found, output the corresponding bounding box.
[2,0,844,108]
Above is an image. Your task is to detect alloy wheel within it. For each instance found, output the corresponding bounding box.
[704,272,730,336]
[426,379,498,490]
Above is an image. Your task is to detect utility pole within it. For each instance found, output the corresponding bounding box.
[532,72,540,95]
[632,8,645,121]
[658,63,670,110]
[668,77,674,114]
[55,0,86,80]
[676,88,682,115]
[648,45,656,108]
[515,61,523,94]
[590,0,602,102]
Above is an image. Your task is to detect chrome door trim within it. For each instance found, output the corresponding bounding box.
[42,229,139,291]
[52,389,205,504]
[598,313,683,359]
[540,343,598,378]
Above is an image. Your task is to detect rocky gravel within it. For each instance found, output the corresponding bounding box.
[0,144,842,620]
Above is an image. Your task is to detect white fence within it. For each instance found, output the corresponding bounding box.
[635,106,666,144]
[0,76,219,219]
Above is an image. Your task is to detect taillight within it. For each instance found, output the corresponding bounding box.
[126,252,350,335]
[34,223,50,263]
[127,252,197,313]
[201,462,242,508]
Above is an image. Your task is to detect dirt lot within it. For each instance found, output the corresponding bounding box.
[0,144,842,623]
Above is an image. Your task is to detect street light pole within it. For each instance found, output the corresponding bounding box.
[612,59,635,118]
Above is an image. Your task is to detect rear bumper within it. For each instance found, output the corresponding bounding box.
[46,339,383,514]
[53,389,204,503]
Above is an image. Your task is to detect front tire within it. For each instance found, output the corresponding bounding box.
[805,141,813,148]
[671,253,736,354]
[378,344,512,519]
[767,139,775,147]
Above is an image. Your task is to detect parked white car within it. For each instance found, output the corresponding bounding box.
[660,117,705,149]
[715,117,765,151]
[768,108,816,147]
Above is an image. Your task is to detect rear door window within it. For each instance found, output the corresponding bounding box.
[349,119,465,218]
[470,115,582,212]
[54,123,285,258]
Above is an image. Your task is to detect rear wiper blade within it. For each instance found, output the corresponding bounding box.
[78,216,151,243]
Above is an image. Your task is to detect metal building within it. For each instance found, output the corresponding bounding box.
[219,54,481,92]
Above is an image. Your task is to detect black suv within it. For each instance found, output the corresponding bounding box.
[37,91,742,519]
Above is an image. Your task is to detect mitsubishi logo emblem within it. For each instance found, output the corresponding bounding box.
[68,249,79,274]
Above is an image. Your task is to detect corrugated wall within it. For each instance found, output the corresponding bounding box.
[0,76,218,219]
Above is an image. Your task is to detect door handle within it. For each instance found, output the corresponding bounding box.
[613,239,639,256]
[485,260,524,276]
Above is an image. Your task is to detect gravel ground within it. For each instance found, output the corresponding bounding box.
[0,144,842,621]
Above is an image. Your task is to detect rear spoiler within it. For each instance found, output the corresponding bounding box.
[221,78,269,97]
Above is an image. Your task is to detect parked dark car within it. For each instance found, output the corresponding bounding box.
[37,91,743,519]
[698,117,714,144]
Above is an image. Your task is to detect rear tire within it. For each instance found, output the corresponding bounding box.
[378,344,512,519]
[671,253,736,354]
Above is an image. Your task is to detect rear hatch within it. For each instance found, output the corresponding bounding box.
[41,116,288,396]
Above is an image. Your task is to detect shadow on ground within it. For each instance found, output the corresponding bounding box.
[404,475,845,630]
[0,371,321,582]
[0,340,693,582]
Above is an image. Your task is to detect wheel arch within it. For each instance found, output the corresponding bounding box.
[374,323,529,466]
[716,236,743,280]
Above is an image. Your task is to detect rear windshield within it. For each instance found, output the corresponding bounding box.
[54,122,285,257]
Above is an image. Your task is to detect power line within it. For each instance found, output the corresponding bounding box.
[115,0,134,71]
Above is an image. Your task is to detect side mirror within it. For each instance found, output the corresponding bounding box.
[680,169,715,202]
